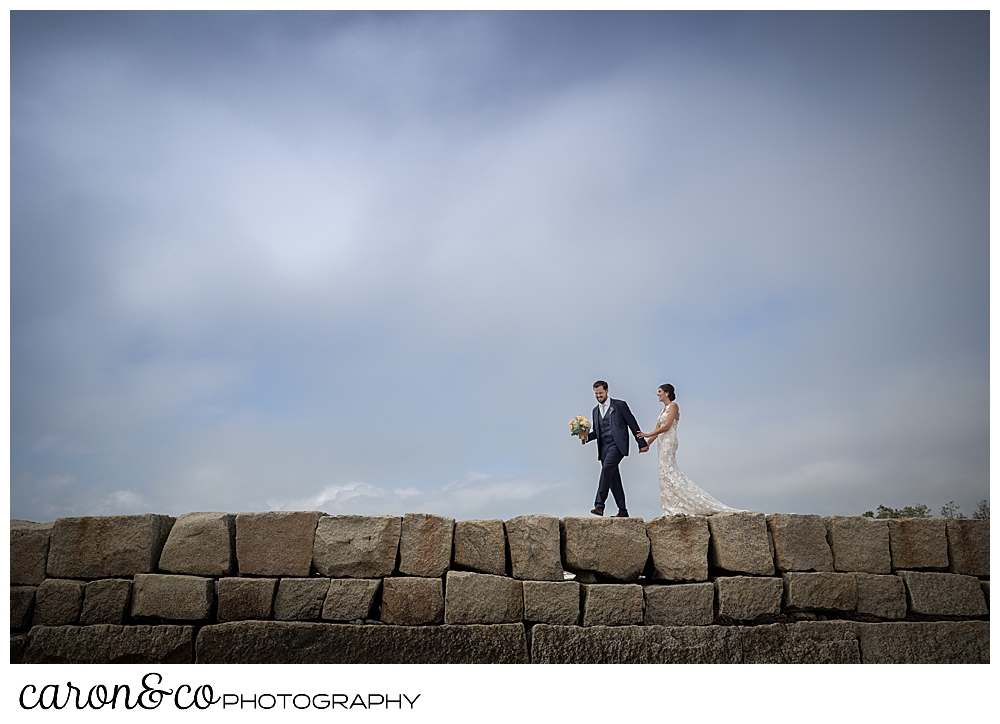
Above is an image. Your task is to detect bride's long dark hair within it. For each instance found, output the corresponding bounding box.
[658,384,676,401]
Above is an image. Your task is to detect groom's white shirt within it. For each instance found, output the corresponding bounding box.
[599,400,610,419]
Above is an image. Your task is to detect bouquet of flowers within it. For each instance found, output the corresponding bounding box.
[568,415,592,444]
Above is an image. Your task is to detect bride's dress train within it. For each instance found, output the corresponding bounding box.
[657,408,742,516]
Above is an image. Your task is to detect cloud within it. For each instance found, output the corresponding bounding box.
[270,472,571,521]
[10,473,153,520]
[277,482,387,513]
[96,490,152,515]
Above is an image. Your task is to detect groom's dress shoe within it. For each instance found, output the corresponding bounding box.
[591,508,604,516]
[613,511,629,518]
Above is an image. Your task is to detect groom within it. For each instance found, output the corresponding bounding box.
[579,380,648,518]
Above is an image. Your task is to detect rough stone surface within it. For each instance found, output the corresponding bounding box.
[11,634,28,664]
[531,624,742,664]
[196,621,529,663]
[236,511,321,577]
[707,512,775,576]
[560,518,650,582]
[32,578,85,626]
[217,577,277,622]
[783,572,858,612]
[506,514,564,581]
[11,586,36,631]
[23,624,195,664]
[714,575,783,620]
[522,580,580,625]
[898,571,988,617]
[11,520,53,585]
[945,519,989,576]
[46,515,174,579]
[444,571,523,624]
[581,584,644,626]
[322,579,381,621]
[158,512,235,577]
[131,573,214,621]
[854,621,989,664]
[452,519,506,576]
[887,518,948,570]
[855,573,907,620]
[766,514,833,572]
[312,515,401,579]
[381,577,444,625]
[643,583,714,626]
[646,516,709,581]
[274,578,331,620]
[740,621,861,663]
[398,513,455,578]
[982,580,989,607]
[80,578,132,625]
[824,516,891,574]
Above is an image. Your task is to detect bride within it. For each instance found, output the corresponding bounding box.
[637,384,743,517]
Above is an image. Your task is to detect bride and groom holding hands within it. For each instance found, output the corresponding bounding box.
[578,380,741,518]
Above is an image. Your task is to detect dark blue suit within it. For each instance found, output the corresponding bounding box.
[584,398,646,514]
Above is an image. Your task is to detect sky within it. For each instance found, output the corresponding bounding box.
[10,11,989,523]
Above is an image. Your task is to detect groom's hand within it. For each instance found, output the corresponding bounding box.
[639,445,649,453]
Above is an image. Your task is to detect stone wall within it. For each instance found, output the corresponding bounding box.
[10,512,989,663]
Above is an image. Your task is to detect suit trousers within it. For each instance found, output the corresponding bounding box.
[595,440,627,513]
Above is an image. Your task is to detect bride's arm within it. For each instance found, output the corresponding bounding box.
[637,404,678,440]
[636,422,661,438]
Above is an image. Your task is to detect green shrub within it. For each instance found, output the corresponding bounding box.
[861,504,930,519]
[940,501,965,519]
[863,501,988,519]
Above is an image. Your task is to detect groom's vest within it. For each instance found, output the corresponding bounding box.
[599,405,618,450]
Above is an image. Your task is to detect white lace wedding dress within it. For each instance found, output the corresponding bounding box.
[657,407,743,516]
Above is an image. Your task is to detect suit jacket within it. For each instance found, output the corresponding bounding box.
[586,398,645,461]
